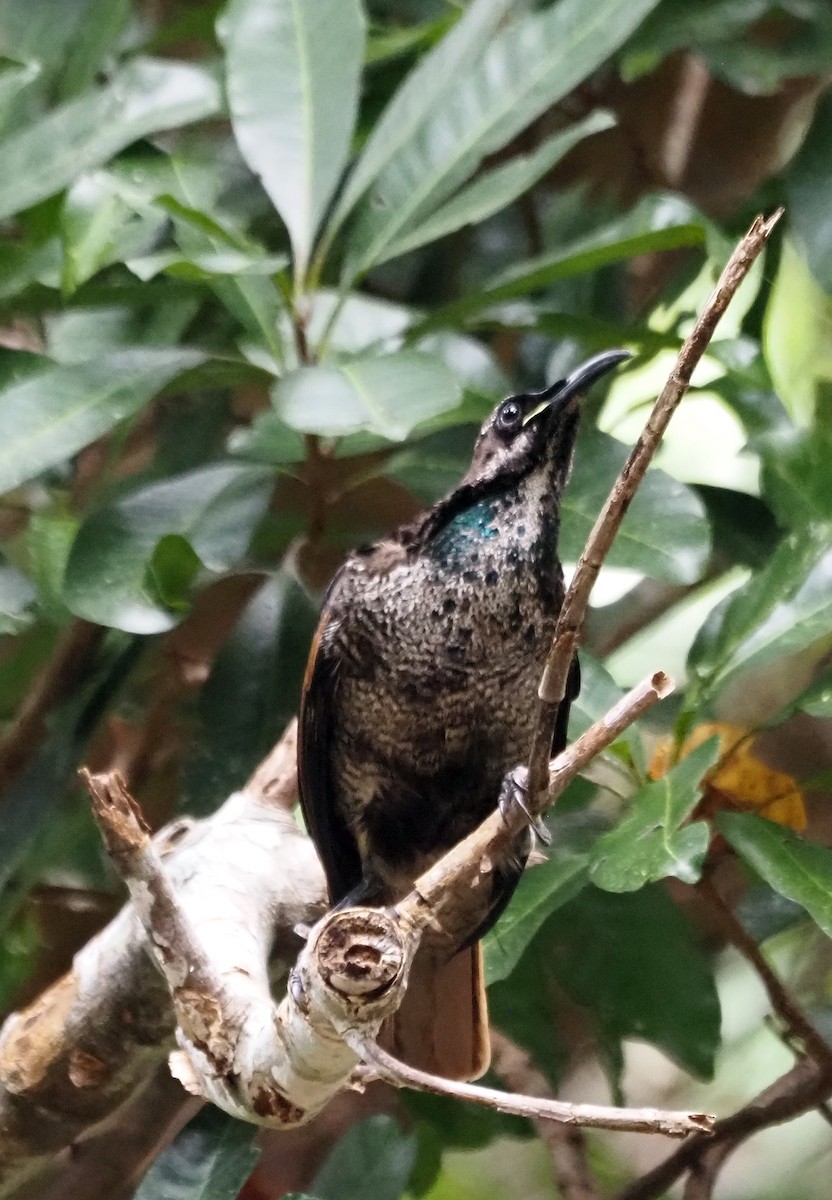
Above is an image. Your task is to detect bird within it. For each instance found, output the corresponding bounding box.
[298,348,630,1081]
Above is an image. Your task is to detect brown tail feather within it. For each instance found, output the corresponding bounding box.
[380,943,490,1081]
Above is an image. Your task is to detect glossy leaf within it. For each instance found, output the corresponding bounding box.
[183,572,317,813]
[64,464,273,633]
[417,193,708,331]
[57,0,131,101]
[220,0,365,280]
[489,947,567,1089]
[787,90,832,296]
[688,528,832,698]
[325,0,515,240]
[373,111,616,265]
[140,151,287,361]
[134,1107,259,1200]
[484,851,589,985]
[718,812,832,939]
[589,739,717,892]
[273,352,461,440]
[758,422,832,529]
[125,249,288,282]
[228,409,307,466]
[311,1116,417,1200]
[0,348,205,495]
[562,426,711,584]
[792,672,832,719]
[0,58,221,221]
[344,0,663,277]
[762,239,832,426]
[60,171,164,295]
[545,885,721,1078]
[27,511,78,623]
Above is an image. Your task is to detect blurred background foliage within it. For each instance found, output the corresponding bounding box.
[0,0,831,1196]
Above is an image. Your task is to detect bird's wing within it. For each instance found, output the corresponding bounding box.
[297,600,364,904]
[552,653,581,755]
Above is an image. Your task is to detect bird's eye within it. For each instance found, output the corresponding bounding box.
[496,399,522,435]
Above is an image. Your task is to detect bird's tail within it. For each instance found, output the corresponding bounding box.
[380,942,490,1081]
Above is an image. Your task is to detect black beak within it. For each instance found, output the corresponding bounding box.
[524,349,631,419]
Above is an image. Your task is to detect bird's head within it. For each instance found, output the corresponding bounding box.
[459,348,631,497]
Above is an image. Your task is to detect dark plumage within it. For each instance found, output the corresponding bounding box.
[299,349,629,1079]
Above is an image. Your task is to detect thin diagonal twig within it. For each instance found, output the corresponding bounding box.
[524,210,783,810]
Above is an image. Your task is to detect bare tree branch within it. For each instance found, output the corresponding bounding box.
[355,1037,711,1138]
[616,1057,832,1200]
[698,875,832,1075]
[524,210,783,807]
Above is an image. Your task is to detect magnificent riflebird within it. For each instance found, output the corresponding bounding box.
[298,348,629,1080]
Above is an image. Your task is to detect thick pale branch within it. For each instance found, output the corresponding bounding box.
[525,210,782,805]
[0,723,323,1198]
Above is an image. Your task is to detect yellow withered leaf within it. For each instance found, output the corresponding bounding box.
[650,722,806,831]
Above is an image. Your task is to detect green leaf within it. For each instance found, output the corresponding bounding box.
[0,348,206,495]
[134,1107,259,1200]
[60,171,163,296]
[157,152,287,361]
[758,422,832,529]
[0,57,41,118]
[787,90,832,296]
[182,572,317,814]
[343,0,663,278]
[64,464,273,634]
[273,352,461,440]
[484,851,589,985]
[489,945,567,1090]
[220,0,365,280]
[0,563,36,635]
[228,409,307,466]
[792,672,832,719]
[545,885,721,1078]
[561,426,711,584]
[762,239,832,426]
[369,111,616,265]
[147,534,203,612]
[326,0,514,242]
[566,652,644,772]
[125,249,288,282]
[688,528,832,698]
[621,0,771,80]
[589,739,717,892]
[27,510,78,623]
[416,193,708,332]
[311,1116,417,1200]
[0,58,222,221]
[58,0,131,101]
[718,812,832,939]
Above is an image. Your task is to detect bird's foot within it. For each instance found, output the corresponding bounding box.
[498,766,552,846]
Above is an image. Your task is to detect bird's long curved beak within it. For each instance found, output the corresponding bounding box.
[523,349,631,423]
